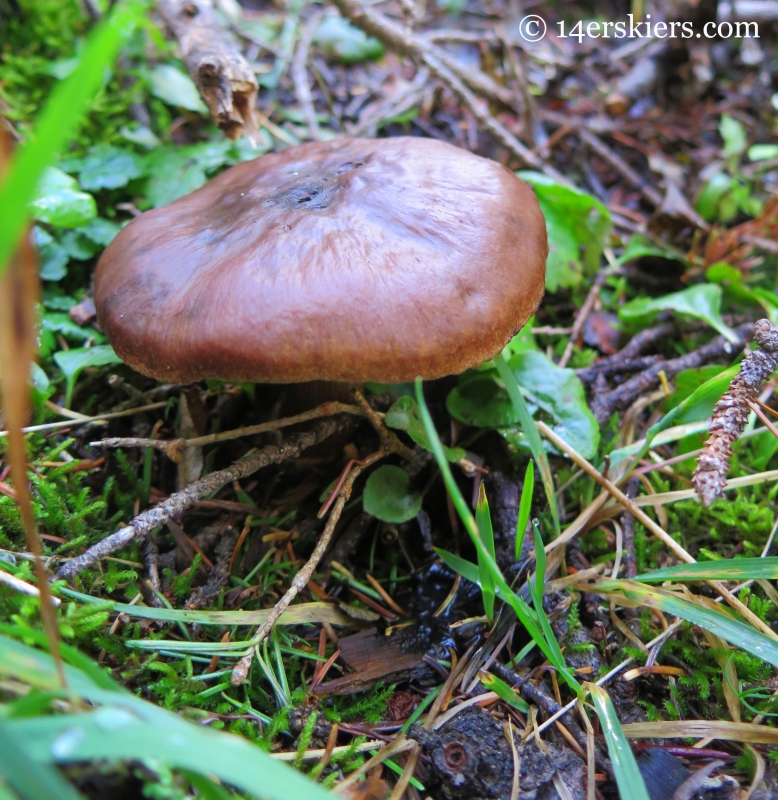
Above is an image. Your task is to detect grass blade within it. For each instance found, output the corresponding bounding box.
[0,0,145,277]
[415,379,580,691]
[0,724,84,800]
[586,684,651,800]
[58,589,358,627]
[516,460,534,560]
[530,523,572,684]
[609,366,740,468]
[476,483,496,618]
[479,672,530,713]
[493,353,560,536]
[0,634,333,800]
[635,557,778,583]
[621,720,778,744]
[599,580,778,667]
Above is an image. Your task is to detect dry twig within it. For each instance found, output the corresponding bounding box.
[57,417,345,581]
[91,401,363,461]
[538,420,778,640]
[158,0,259,140]
[230,449,385,685]
[591,322,754,425]
[291,11,323,140]
[693,319,778,506]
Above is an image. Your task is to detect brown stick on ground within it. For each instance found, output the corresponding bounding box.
[56,417,345,581]
[591,322,754,426]
[158,0,259,140]
[693,319,778,506]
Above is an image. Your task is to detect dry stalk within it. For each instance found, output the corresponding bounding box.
[91,401,364,462]
[0,193,65,684]
[230,449,385,686]
[693,319,778,506]
[0,400,169,440]
[57,417,346,581]
[387,744,420,800]
[537,421,778,641]
[291,10,323,140]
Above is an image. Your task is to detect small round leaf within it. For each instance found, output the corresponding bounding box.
[363,465,422,523]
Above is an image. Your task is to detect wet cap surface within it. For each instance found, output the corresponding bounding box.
[95,136,547,383]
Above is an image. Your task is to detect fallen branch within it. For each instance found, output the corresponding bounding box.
[591,322,754,425]
[158,0,259,140]
[693,319,778,506]
[56,417,345,581]
[291,11,323,140]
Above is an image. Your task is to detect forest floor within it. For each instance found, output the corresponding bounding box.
[3,0,778,798]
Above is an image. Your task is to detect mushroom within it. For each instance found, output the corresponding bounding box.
[94,137,547,386]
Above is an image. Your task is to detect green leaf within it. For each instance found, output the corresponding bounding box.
[707,263,778,327]
[530,524,571,682]
[27,167,97,229]
[33,227,69,282]
[696,172,735,222]
[60,144,145,191]
[42,313,104,344]
[448,351,599,460]
[616,234,687,267]
[636,557,778,583]
[78,217,123,247]
[517,171,611,292]
[619,283,737,343]
[479,672,530,713]
[706,261,759,304]
[53,345,123,407]
[748,144,778,161]
[475,483,496,618]
[143,141,234,208]
[362,465,422,523]
[314,15,384,63]
[0,0,145,277]
[384,395,465,462]
[119,124,162,149]
[720,114,748,160]
[147,64,208,113]
[516,460,534,561]
[587,684,651,800]
[599,581,778,668]
[435,548,484,589]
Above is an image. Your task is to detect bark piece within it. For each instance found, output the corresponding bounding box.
[159,0,258,140]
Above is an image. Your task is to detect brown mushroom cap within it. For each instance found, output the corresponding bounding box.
[95,137,547,384]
